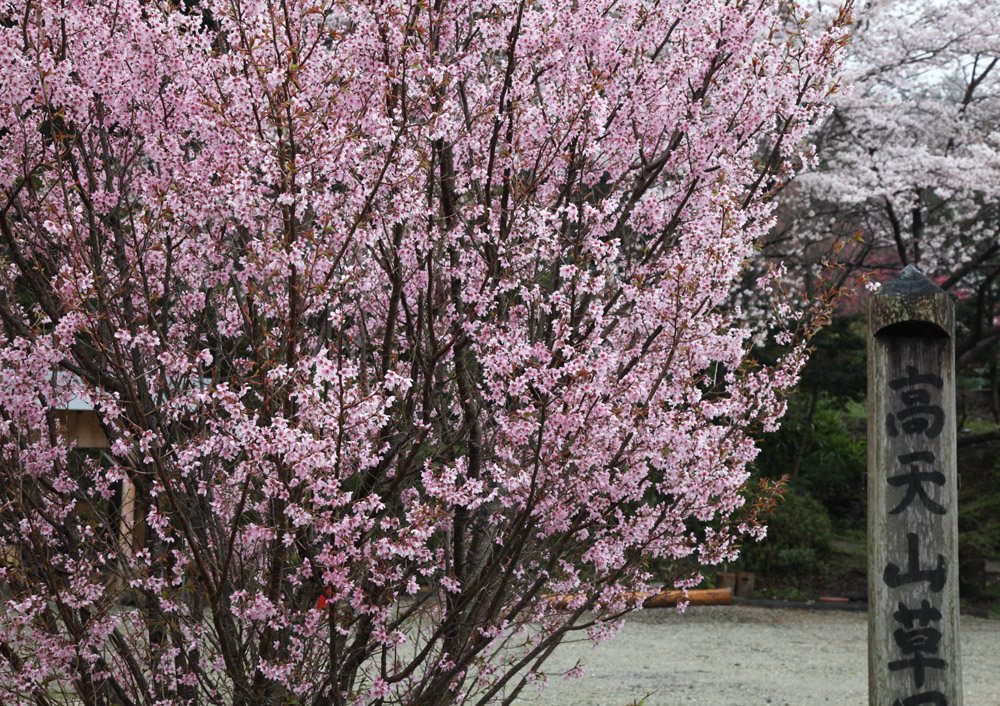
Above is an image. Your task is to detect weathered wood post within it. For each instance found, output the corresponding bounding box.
[868,265,962,706]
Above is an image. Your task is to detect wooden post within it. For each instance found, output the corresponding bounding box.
[868,265,962,706]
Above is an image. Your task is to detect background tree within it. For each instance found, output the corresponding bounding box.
[772,0,1000,415]
[0,0,849,703]
[764,0,1000,598]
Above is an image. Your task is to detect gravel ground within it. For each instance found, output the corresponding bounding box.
[514,605,1000,706]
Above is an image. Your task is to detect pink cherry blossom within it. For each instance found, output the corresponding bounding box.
[1,0,849,703]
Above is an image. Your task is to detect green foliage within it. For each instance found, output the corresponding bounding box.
[751,394,867,520]
[957,445,1000,599]
[737,485,835,578]
[750,314,867,520]
[798,315,867,402]
[796,404,867,517]
[740,363,866,582]
[746,310,1000,602]
[766,584,808,601]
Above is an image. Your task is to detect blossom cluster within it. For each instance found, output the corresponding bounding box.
[0,0,848,703]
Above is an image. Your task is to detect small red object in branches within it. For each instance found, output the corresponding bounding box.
[316,588,333,610]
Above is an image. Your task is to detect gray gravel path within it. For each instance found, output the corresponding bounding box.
[514,605,1000,706]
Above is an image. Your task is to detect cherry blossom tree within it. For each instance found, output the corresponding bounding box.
[770,0,1000,416]
[0,0,849,703]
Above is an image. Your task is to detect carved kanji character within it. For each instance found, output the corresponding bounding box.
[892,693,947,706]
[888,452,946,515]
[886,366,945,439]
[884,533,946,593]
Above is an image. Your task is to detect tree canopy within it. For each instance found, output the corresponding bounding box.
[0,0,849,703]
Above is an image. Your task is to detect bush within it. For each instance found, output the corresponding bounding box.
[751,392,866,522]
[739,485,835,578]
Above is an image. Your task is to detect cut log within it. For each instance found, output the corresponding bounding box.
[643,587,733,608]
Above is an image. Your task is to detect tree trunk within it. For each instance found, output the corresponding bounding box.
[791,387,819,480]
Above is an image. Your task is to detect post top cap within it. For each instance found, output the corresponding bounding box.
[869,265,952,337]
[877,265,944,298]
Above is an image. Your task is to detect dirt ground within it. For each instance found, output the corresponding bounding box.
[514,605,1000,706]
